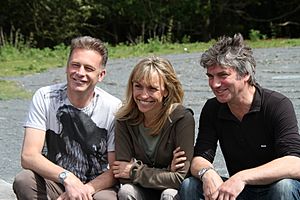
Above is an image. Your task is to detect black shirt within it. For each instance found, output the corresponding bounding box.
[194,85,300,176]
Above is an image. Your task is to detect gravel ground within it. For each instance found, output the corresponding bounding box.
[1,47,300,198]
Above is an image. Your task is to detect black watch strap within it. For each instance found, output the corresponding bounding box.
[198,167,214,181]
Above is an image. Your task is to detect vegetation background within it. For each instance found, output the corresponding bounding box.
[0,0,300,99]
[1,0,300,47]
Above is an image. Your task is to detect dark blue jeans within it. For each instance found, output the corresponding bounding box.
[179,176,300,200]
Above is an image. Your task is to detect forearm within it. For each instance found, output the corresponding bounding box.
[87,151,117,194]
[235,155,300,185]
[86,169,117,194]
[133,165,185,189]
[21,128,67,183]
[21,152,66,183]
[190,156,214,178]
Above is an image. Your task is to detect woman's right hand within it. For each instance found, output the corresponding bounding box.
[112,160,133,179]
[170,147,187,172]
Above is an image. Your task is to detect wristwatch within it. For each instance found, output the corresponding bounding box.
[198,167,214,181]
[58,171,69,185]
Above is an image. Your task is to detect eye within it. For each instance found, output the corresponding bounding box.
[85,65,95,72]
[219,73,229,78]
[149,86,159,91]
[71,62,80,68]
[133,83,142,89]
[206,73,213,79]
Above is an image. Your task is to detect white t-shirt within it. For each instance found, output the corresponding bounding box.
[24,83,121,183]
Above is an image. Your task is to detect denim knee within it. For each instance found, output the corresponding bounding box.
[179,177,203,200]
[268,179,300,200]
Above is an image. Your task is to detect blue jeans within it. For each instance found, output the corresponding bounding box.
[179,176,300,200]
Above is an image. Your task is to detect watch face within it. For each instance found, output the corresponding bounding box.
[59,171,69,184]
[198,169,205,176]
[60,172,67,179]
[198,167,213,180]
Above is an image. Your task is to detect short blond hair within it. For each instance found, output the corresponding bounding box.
[68,36,108,67]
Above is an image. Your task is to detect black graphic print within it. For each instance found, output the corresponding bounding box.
[46,105,108,183]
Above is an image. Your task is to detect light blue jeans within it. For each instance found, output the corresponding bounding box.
[179,176,300,200]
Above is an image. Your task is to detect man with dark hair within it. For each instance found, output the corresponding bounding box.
[13,36,121,200]
[180,33,300,200]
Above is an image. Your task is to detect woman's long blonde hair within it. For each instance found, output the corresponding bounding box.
[115,56,184,135]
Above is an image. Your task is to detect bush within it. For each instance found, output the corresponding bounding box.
[249,29,267,41]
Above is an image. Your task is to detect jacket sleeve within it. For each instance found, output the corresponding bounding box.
[115,120,134,162]
[131,109,195,189]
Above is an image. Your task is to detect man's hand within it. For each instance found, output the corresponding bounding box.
[202,169,223,200]
[216,173,246,200]
[57,173,93,200]
[112,160,133,179]
[170,147,187,172]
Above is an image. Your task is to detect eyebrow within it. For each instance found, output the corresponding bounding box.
[206,71,229,76]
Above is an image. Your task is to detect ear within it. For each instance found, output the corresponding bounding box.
[244,74,250,83]
[98,69,106,82]
[163,89,169,97]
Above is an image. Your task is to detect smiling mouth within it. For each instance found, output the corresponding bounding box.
[137,99,154,105]
[73,78,87,85]
[214,88,227,95]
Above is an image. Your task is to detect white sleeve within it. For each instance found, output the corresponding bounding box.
[24,88,47,131]
[107,118,116,152]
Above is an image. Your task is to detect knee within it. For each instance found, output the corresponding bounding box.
[13,170,34,191]
[269,179,300,199]
[93,187,118,200]
[180,177,200,192]
[13,170,35,198]
[161,188,179,200]
[118,184,137,200]
[179,177,202,199]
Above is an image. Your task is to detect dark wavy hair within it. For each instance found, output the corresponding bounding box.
[200,33,256,85]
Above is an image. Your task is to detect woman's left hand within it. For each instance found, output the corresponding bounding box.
[112,160,133,179]
[170,147,187,172]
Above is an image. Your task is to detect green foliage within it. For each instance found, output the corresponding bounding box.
[0,44,68,77]
[1,0,300,47]
[249,38,300,48]
[181,35,191,44]
[249,29,267,41]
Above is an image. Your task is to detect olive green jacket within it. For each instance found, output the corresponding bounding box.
[115,105,195,189]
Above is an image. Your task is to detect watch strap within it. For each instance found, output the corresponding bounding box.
[58,171,69,185]
[199,167,214,181]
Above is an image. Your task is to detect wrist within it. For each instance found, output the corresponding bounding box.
[58,170,70,185]
[197,167,215,181]
[85,183,96,194]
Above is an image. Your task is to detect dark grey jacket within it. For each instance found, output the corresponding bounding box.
[115,105,195,189]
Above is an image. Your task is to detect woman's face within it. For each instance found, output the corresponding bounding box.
[132,71,168,119]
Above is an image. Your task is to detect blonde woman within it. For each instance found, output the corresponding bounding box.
[112,56,195,200]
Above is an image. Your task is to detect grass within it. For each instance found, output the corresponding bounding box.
[0,44,67,77]
[1,38,300,100]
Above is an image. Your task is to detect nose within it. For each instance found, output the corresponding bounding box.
[210,77,221,88]
[141,88,149,98]
[76,65,86,76]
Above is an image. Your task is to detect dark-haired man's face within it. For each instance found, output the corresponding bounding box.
[206,65,249,104]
